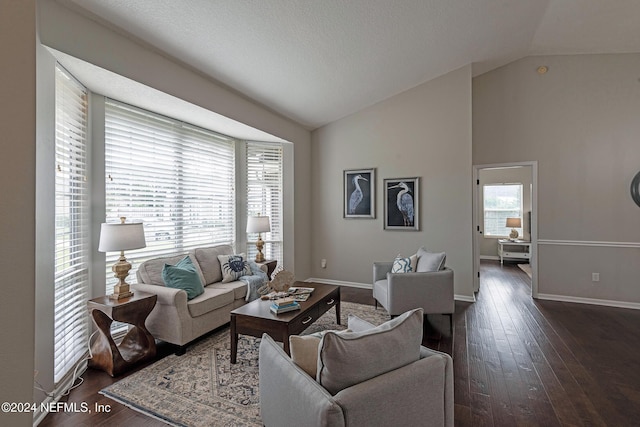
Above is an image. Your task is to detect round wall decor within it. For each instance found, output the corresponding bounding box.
[631,171,640,208]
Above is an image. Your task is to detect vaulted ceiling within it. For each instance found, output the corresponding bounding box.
[59,0,640,130]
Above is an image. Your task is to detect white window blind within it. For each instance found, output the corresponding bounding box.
[246,142,283,263]
[104,100,235,292]
[483,184,523,237]
[54,65,90,383]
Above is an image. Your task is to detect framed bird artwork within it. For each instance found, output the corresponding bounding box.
[384,177,419,231]
[344,168,375,218]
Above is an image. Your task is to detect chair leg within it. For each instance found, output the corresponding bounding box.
[447,313,454,334]
[374,299,378,309]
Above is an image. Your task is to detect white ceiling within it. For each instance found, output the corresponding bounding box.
[58,0,640,130]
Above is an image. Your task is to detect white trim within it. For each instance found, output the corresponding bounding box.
[536,293,640,310]
[538,239,640,248]
[305,278,477,302]
[305,278,372,289]
[480,255,500,261]
[33,361,88,426]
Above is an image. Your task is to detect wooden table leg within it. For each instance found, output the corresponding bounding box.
[230,314,238,364]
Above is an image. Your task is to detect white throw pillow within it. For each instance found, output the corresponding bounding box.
[416,247,446,272]
[217,253,251,283]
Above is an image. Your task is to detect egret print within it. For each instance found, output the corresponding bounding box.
[344,168,375,218]
[384,177,419,230]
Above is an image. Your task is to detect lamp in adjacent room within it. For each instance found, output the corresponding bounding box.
[98,217,146,300]
[505,217,522,240]
[246,215,270,263]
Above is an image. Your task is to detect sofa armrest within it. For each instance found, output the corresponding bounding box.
[130,282,188,307]
[373,261,393,282]
[259,334,345,427]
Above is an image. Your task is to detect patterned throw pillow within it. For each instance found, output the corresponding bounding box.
[391,254,413,273]
[217,253,252,283]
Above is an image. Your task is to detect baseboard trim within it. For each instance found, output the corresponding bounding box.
[536,293,640,310]
[305,277,476,302]
[33,360,88,426]
[480,255,500,260]
[538,239,640,248]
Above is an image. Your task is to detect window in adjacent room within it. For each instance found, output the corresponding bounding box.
[483,184,523,238]
[54,65,90,384]
[104,100,235,294]
[246,142,283,263]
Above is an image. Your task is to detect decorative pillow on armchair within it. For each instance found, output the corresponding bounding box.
[217,253,251,283]
[416,247,446,272]
[391,253,418,273]
[317,308,423,395]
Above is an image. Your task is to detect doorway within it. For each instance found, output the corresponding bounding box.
[472,162,538,297]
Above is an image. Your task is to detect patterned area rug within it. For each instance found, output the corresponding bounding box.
[101,301,389,427]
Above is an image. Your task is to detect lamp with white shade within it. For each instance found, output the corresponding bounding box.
[98,217,146,300]
[247,215,270,263]
[505,217,522,240]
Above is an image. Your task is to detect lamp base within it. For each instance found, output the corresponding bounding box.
[509,228,519,240]
[254,235,266,263]
[109,282,134,300]
[109,291,134,300]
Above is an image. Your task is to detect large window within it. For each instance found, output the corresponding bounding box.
[483,184,523,237]
[54,66,90,383]
[246,142,283,263]
[104,100,235,292]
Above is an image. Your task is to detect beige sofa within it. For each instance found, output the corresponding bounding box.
[131,244,264,354]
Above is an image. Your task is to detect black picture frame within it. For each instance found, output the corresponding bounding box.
[344,168,375,218]
[384,177,419,230]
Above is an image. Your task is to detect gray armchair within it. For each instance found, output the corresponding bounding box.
[373,261,454,331]
[259,316,454,427]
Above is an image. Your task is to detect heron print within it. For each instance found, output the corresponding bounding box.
[344,168,375,218]
[384,177,419,230]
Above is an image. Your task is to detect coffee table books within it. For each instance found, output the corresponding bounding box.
[270,298,301,314]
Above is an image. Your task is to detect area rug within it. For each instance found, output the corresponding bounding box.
[100,301,389,427]
[518,263,532,278]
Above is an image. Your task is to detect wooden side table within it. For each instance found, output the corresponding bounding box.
[257,259,277,279]
[87,291,157,377]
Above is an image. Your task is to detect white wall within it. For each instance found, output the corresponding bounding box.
[473,54,640,306]
[311,65,474,299]
[479,166,532,257]
[0,1,36,425]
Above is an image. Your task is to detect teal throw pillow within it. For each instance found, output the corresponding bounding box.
[162,256,205,300]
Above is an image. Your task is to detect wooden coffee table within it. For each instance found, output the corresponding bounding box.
[230,282,340,364]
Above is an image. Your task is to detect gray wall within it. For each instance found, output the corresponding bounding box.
[311,65,474,299]
[479,166,532,257]
[473,54,640,305]
[0,1,36,425]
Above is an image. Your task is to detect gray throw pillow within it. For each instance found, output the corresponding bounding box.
[416,247,446,272]
[317,308,423,395]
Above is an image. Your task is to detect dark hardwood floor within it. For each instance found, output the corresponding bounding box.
[41,261,640,426]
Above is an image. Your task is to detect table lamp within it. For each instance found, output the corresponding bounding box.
[246,215,270,262]
[99,217,146,299]
[505,217,522,240]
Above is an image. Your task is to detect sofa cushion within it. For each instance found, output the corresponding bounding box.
[214,280,247,300]
[162,256,205,300]
[289,329,351,378]
[218,253,251,283]
[416,248,446,272]
[194,244,234,285]
[137,253,206,287]
[317,308,423,395]
[186,286,235,317]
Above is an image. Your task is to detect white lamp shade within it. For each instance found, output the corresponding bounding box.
[246,216,270,233]
[98,222,146,252]
[505,217,522,228]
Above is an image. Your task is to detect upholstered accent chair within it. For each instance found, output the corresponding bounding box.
[259,309,454,427]
[373,249,454,331]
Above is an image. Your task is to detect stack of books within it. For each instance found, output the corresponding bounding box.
[270,297,300,314]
